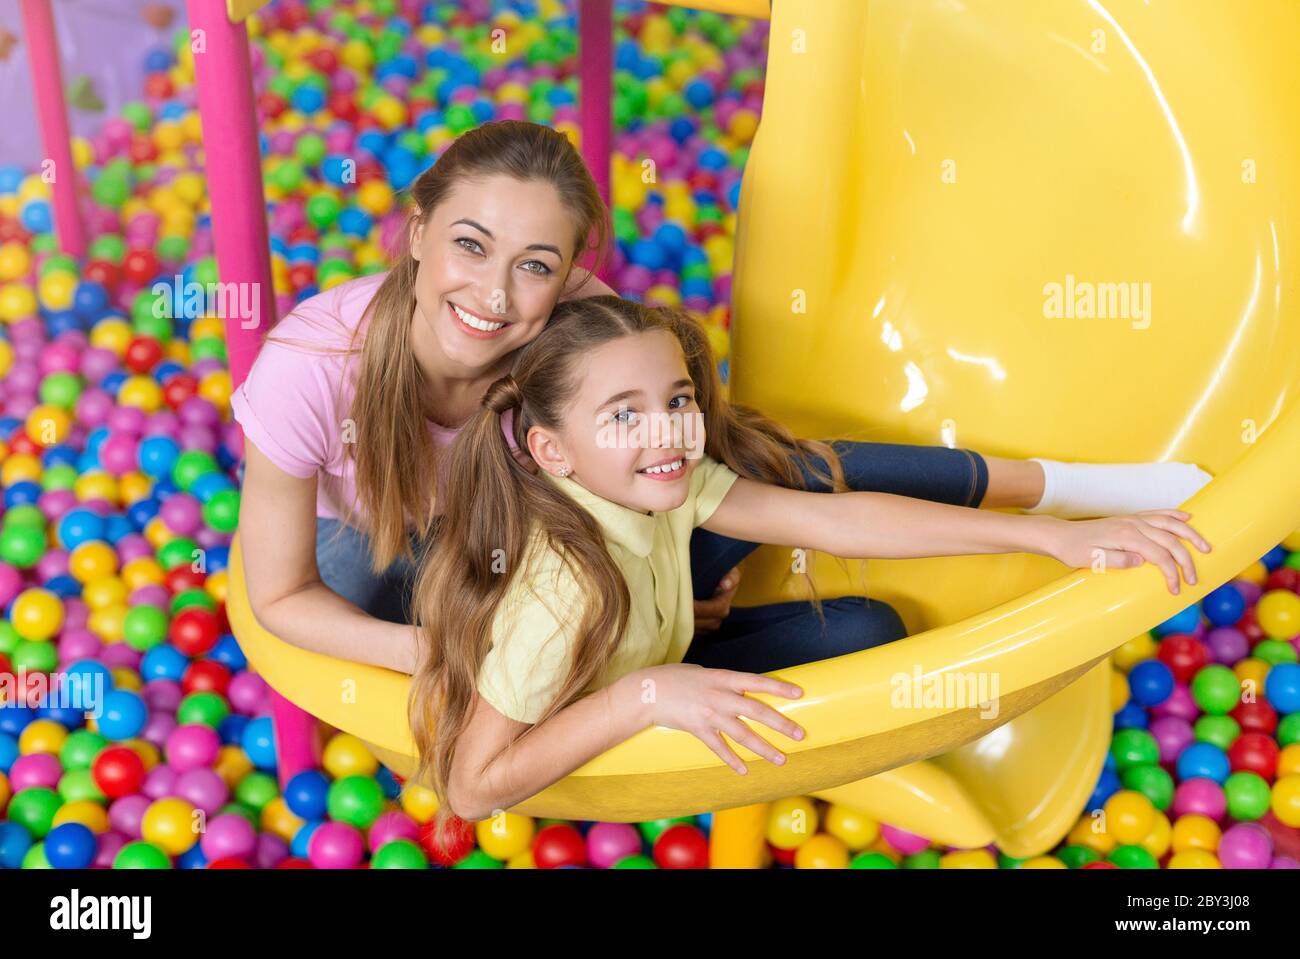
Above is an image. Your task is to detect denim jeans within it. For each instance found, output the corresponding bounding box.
[314,441,989,667]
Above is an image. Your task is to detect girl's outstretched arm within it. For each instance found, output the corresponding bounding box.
[700,478,1212,595]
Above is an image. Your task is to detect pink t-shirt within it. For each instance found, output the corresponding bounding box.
[231,271,511,523]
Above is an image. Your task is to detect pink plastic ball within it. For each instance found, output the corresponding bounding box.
[160,493,203,536]
[201,813,258,862]
[143,679,183,712]
[98,433,140,476]
[141,711,178,749]
[99,644,141,670]
[94,831,128,868]
[143,764,179,800]
[1150,683,1199,722]
[1172,778,1226,820]
[367,810,420,853]
[227,671,269,715]
[173,768,229,815]
[165,724,221,772]
[109,795,150,838]
[881,823,930,855]
[308,821,365,869]
[0,562,26,606]
[1149,716,1195,764]
[9,753,63,790]
[1218,823,1273,869]
[57,627,101,662]
[256,832,290,869]
[586,821,642,868]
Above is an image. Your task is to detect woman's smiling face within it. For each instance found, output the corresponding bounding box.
[409,174,580,376]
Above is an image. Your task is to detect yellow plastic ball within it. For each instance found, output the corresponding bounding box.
[19,718,69,755]
[0,339,12,378]
[1171,813,1221,852]
[142,797,200,855]
[357,179,396,217]
[1272,775,1300,828]
[705,323,730,361]
[36,271,76,311]
[25,404,71,447]
[74,471,118,505]
[88,603,128,643]
[506,850,536,869]
[144,517,173,550]
[204,570,229,605]
[0,771,8,811]
[1168,849,1222,869]
[1068,814,1116,855]
[125,738,160,771]
[109,667,143,694]
[118,375,164,413]
[82,576,128,611]
[214,745,254,788]
[1104,791,1156,845]
[198,370,232,411]
[794,832,850,869]
[121,556,166,590]
[1257,589,1300,640]
[940,849,999,868]
[189,316,226,341]
[0,282,37,323]
[1278,744,1300,778]
[322,733,379,779]
[1020,856,1068,868]
[728,108,760,144]
[1,452,42,486]
[645,284,681,308]
[11,588,64,641]
[1138,811,1172,859]
[69,541,119,583]
[53,800,110,833]
[823,803,880,851]
[1236,561,1269,586]
[1110,668,1131,711]
[89,317,133,356]
[1235,658,1270,691]
[766,796,819,850]
[1113,633,1159,672]
[119,472,153,506]
[400,784,440,824]
[260,796,306,842]
[0,242,32,282]
[475,812,536,861]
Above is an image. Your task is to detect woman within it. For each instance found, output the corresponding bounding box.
[233,121,1210,674]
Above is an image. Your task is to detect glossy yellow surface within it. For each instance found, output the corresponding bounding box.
[227,0,1300,857]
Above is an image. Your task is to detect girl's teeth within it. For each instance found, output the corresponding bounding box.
[453,304,505,332]
[642,460,683,474]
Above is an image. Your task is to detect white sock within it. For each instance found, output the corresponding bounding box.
[1024,459,1213,520]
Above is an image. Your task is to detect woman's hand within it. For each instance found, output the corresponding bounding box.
[637,663,804,774]
[693,566,742,634]
[1044,509,1212,594]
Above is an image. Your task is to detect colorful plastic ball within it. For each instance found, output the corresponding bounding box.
[371,839,428,869]
[7,786,61,838]
[418,816,475,867]
[42,821,96,869]
[652,822,709,869]
[239,716,277,771]
[1223,771,1271,820]
[1104,790,1157,844]
[765,796,818,850]
[326,775,385,829]
[1257,589,1300,639]
[112,840,172,869]
[1177,742,1232,784]
[1108,844,1159,869]
[1128,660,1174,706]
[321,733,379,779]
[794,833,851,869]
[1217,822,1273,869]
[200,812,257,862]
[95,689,148,741]
[1173,777,1227,820]
[476,812,537,863]
[307,821,365,869]
[0,821,33,869]
[1271,775,1300,827]
[1265,662,1300,714]
[1190,665,1242,715]
[531,822,587,869]
[1168,848,1222,869]
[284,769,330,821]
[1202,583,1247,627]
[10,588,64,641]
[91,745,145,798]
[141,797,199,856]
[824,803,881,851]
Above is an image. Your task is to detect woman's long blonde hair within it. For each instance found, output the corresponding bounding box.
[409,296,846,841]
[338,120,608,570]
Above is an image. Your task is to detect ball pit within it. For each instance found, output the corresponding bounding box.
[0,0,1298,873]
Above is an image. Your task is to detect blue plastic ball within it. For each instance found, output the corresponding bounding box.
[1128,660,1175,707]
[97,689,148,740]
[1264,662,1300,714]
[1176,742,1231,784]
[240,716,277,771]
[44,822,97,869]
[1202,583,1246,628]
[284,770,331,821]
[1153,604,1202,636]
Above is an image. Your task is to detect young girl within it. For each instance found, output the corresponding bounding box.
[408,296,1211,833]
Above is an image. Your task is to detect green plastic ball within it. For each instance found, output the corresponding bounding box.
[326,775,386,829]
[22,843,53,869]
[1254,639,1298,666]
[371,839,429,869]
[234,773,279,812]
[1110,728,1160,771]
[1194,714,1240,750]
[1057,844,1102,868]
[156,537,199,571]
[305,193,342,230]
[453,849,504,869]
[638,817,693,844]
[11,639,59,673]
[58,768,106,804]
[88,234,126,263]
[611,854,656,868]
[1108,845,1159,869]
[901,849,942,868]
[60,730,108,770]
[113,841,173,869]
[40,464,79,493]
[0,525,48,568]
[176,690,230,728]
[850,852,899,869]
[1121,763,1175,810]
[202,490,241,534]
[123,604,170,652]
[170,589,217,615]
[7,787,62,838]
[171,450,219,491]
[1191,664,1242,715]
[1223,771,1271,820]
[1279,712,1300,747]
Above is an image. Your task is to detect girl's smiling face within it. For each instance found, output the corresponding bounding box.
[527,329,707,515]
[409,174,579,377]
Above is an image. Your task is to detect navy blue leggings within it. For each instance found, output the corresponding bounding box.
[682,441,988,672]
[315,441,989,672]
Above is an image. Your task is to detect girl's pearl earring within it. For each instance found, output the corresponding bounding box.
[557,465,571,477]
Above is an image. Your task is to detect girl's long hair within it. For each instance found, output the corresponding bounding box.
[409,296,845,841]
[269,120,608,572]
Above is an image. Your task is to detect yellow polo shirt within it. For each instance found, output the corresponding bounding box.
[476,454,741,723]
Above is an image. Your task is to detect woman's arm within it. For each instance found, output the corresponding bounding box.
[238,441,419,673]
[558,265,617,301]
[701,478,1211,593]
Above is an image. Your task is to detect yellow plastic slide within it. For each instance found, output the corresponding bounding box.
[227,0,1300,858]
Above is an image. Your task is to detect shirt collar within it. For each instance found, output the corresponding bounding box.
[542,471,656,558]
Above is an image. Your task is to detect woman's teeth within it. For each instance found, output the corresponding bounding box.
[639,459,684,475]
[453,303,505,332]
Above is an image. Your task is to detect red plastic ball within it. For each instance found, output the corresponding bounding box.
[326,92,358,123]
[162,373,198,410]
[653,823,709,869]
[418,817,475,866]
[286,226,317,246]
[125,336,165,374]
[531,823,587,869]
[287,264,316,290]
[122,249,160,285]
[1237,607,1268,644]
[767,842,797,866]
[169,607,220,657]
[305,48,338,75]
[182,660,231,697]
[163,565,206,595]
[257,92,289,121]
[143,73,174,100]
[275,858,313,869]
[83,259,119,290]
[1231,700,1278,737]
[128,135,158,165]
[1228,731,1280,780]
[1083,861,1118,869]
[0,216,29,244]
[9,431,40,456]
[1265,567,1300,594]
[1157,633,1210,685]
[207,858,250,869]
[92,746,146,798]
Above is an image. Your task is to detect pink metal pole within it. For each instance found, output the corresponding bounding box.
[185,0,275,388]
[186,0,316,785]
[19,0,87,258]
[578,0,613,281]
